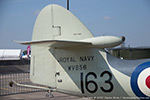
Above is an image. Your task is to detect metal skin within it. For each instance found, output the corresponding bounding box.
[19,4,150,99]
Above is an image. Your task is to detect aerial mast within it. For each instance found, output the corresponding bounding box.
[67,0,69,10]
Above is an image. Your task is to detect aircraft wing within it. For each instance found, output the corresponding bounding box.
[14,40,91,48]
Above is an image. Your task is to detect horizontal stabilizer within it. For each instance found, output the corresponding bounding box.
[14,40,91,48]
[14,36,125,48]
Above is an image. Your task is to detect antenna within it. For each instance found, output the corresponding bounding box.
[67,0,69,10]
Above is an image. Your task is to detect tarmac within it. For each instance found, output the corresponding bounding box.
[0,61,90,100]
[0,91,89,100]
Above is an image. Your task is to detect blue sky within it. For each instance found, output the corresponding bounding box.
[0,0,150,50]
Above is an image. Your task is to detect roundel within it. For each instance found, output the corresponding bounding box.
[131,61,150,99]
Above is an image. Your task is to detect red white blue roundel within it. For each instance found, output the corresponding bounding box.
[131,61,150,99]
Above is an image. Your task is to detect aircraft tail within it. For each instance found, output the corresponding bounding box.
[15,4,126,95]
[30,4,93,87]
[14,4,150,97]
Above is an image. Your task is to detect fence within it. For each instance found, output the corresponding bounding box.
[0,60,45,96]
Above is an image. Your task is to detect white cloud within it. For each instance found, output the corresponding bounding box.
[104,16,112,20]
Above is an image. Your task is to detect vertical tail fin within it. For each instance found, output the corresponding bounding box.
[32,4,93,41]
[30,4,93,87]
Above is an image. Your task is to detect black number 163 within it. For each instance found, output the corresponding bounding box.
[80,71,114,94]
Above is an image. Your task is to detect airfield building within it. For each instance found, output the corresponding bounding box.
[0,49,22,61]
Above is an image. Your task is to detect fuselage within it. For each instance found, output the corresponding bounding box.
[54,48,150,99]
